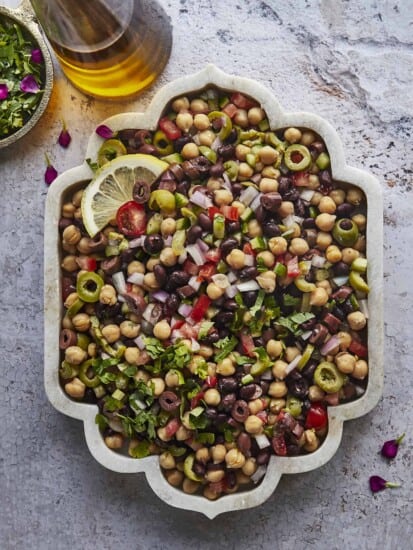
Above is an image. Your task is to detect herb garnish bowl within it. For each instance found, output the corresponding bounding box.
[0,1,53,149]
[44,64,383,518]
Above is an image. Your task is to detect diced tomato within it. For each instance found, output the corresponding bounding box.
[206,375,217,388]
[116,201,146,237]
[256,410,268,424]
[240,332,255,357]
[222,103,238,118]
[159,117,182,140]
[165,417,180,438]
[209,479,227,494]
[179,322,200,339]
[286,256,301,278]
[293,171,310,187]
[183,259,200,276]
[221,205,240,221]
[274,254,285,264]
[171,319,185,330]
[190,391,205,410]
[305,403,328,430]
[230,92,257,110]
[349,339,368,358]
[204,248,221,263]
[208,206,221,220]
[272,433,287,456]
[243,242,255,256]
[190,295,211,322]
[76,256,97,271]
[198,262,216,281]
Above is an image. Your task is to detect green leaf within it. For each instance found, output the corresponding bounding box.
[95,413,109,430]
[283,294,301,307]
[276,312,315,336]
[250,289,265,317]
[129,440,151,458]
[214,335,238,362]
[198,320,214,340]
[143,337,165,359]
[189,406,209,429]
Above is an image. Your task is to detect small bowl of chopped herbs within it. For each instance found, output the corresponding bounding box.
[0,2,53,149]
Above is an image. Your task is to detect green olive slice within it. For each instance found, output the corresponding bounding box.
[314,361,345,394]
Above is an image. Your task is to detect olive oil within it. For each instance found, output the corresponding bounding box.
[30,0,172,99]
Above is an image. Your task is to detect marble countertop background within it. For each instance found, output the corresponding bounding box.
[0,1,412,548]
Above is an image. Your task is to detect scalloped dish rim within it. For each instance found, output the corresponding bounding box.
[44,64,383,518]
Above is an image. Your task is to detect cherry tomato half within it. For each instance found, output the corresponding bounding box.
[116,201,146,237]
[159,117,182,141]
[305,403,328,430]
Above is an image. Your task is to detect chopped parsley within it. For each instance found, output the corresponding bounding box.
[276,312,315,336]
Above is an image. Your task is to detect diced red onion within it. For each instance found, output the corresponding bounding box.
[299,189,315,202]
[108,417,124,432]
[292,423,304,439]
[282,214,295,227]
[237,280,260,292]
[250,193,262,211]
[163,235,173,246]
[143,303,156,322]
[311,255,326,268]
[187,243,206,266]
[221,172,232,191]
[332,275,349,287]
[211,135,222,151]
[301,330,313,341]
[178,303,193,317]
[244,254,255,267]
[293,215,304,224]
[254,433,271,450]
[128,236,145,248]
[239,186,259,206]
[225,284,238,298]
[192,133,201,145]
[171,329,183,341]
[101,352,111,360]
[191,338,201,352]
[320,334,340,356]
[127,272,144,285]
[324,392,339,406]
[285,354,303,375]
[354,385,366,397]
[152,290,169,303]
[261,369,273,380]
[227,270,238,283]
[130,397,147,412]
[359,299,369,318]
[190,190,213,208]
[178,250,188,264]
[112,271,127,294]
[134,335,146,350]
[196,238,210,252]
[251,173,262,185]
[251,465,267,484]
[188,276,202,291]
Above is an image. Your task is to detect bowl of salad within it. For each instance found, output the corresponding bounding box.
[44,64,383,517]
[0,2,53,149]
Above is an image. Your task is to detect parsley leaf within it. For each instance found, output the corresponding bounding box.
[276,312,315,336]
[129,440,151,458]
[95,413,109,430]
[198,320,214,340]
[189,406,209,429]
[214,335,238,362]
[144,337,165,359]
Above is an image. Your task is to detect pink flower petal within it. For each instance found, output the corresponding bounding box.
[95,124,114,139]
[30,49,43,64]
[58,128,72,148]
[20,75,40,94]
[0,84,8,100]
[45,164,58,185]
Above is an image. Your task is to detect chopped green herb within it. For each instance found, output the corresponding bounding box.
[129,440,151,458]
[214,335,238,362]
[276,312,315,336]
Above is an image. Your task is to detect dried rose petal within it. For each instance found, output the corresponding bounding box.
[369,475,400,493]
[58,124,72,148]
[20,74,40,94]
[0,84,8,100]
[30,48,43,64]
[44,153,58,185]
[95,124,114,139]
[381,433,405,459]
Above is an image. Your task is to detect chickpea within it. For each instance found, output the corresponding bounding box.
[352,213,367,231]
[236,471,252,485]
[325,245,342,263]
[266,339,283,359]
[190,98,208,113]
[244,415,264,435]
[304,175,319,190]
[262,166,280,179]
[341,247,360,264]
[248,106,265,125]
[300,130,316,146]
[157,427,172,442]
[124,347,141,365]
[206,177,222,192]
[198,345,214,358]
[242,457,258,477]
[119,320,139,339]
[65,346,87,365]
[258,145,278,165]
[316,231,333,250]
[99,284,117,305]
[216,357,236,376]
[347,187,363,206]
[153,320,171,341]
[248,398,265,415]
[159,451,176,470]
[247,219,262,238]
[146,257,160,272]
[182,478,200,494]
[62,315,73,330]
[308,385,325,402]
[193,113,210,130]
[206,282,225,300]
[354,236,366,252]
[238,162,254,179]
[61,255,78,272]
[195,447,210,464]
[335,352,356,374]
[198,129,215,146]
[259,177,278,193]
[101,324,121,343]
[268,236,288,255]
[316,279,332,295]
[277,201,294,218]
[172,96,190,112]
[233,108,248,127]
[203,486,220,501]
[256,250,275,268]
[71,313,90,332]
[164,369,180,388]
[284,346,300,363]
[284,127,302,143]
[149,377,165,397]
[309,287,329,307]
[211,444,227,463]
[254,270,275,293]
[225,448,246,469]
[105,434,123,450]
[87,343,97,357]
[226,249,246,270]
[347,311,367,331]
[330,189,346,205]
[181,142,199,160]
[289,237,309,256]
[268,381,288,398]
[62,202,76,218]
[71,189,83,207]
[353,359,369,380]
[337,331,352,350]
[303,429,319,452]
[64,377,86,398]
[143,272,159,290]
[62,225,81,246]
[315,213,336,232]
[160,217,176,236]
[165,469,184,487]
[134,369,150,383]
[214,188,233,206]
[204,388,221,406]
[271,360,287,380]
[127,261,145,275]
[175,111,194,132]
[231,200,245,215]
[235,144,251,161]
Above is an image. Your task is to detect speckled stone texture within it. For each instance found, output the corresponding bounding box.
[0,0,411,548]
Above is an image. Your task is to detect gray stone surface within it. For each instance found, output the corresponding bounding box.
[0,0,412,548]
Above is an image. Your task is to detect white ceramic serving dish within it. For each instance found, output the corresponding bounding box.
[44,64,383,518]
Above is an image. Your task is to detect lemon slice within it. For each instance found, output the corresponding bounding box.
[81,154,169,237]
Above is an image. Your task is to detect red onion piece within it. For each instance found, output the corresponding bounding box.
[285,353,303,375]
[320,334,340,356]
